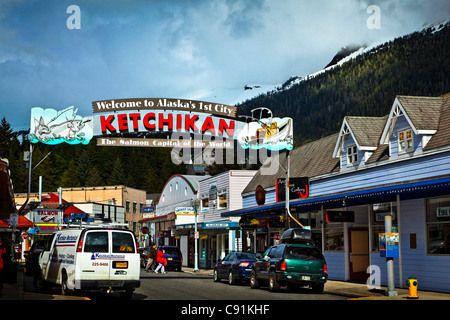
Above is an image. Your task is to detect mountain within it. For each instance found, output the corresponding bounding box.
[235,21,450,146]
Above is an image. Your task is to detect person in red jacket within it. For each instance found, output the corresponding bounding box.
[154,248,167,273]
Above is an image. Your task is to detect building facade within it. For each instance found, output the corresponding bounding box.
[224,93,450,293]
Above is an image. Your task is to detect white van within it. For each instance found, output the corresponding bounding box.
[34,226,140,299]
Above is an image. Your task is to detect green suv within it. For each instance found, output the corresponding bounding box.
[250,228,327,293]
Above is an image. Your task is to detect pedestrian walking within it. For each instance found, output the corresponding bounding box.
[154,248,167,273]
[145,243,157,272]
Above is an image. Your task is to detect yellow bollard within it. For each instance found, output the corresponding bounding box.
[406,277,419,299]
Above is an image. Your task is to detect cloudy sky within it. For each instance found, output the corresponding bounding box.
[1,0,449,130]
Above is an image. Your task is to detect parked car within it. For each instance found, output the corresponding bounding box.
[214,252,258,285]
[24,240,47,276]
[158,246,182,271]
[250,228,327,293]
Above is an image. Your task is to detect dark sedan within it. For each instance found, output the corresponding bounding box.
[213,252,258,285]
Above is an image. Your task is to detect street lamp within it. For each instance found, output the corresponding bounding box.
[191,198,200,273]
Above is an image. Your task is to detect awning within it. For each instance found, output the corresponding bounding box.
[222,177,450,218]
[0,215,35,230]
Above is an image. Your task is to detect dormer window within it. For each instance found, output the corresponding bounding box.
[347,145,358,165]
[398,128,413,153]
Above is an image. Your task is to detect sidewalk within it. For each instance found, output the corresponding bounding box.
[2,267,450,300]
[183,268,450,300]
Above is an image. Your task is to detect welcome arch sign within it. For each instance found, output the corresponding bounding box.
[30,97,293,153]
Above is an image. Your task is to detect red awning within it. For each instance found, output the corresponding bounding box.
[0,215,35,229]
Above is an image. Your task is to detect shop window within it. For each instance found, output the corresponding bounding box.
[218,189,228,210]
[347,145,358,165]
[201,194,209,212]
[426,196,450,254]
[371,202,397,251]
[398,128,413,153]
[324,224,344,251]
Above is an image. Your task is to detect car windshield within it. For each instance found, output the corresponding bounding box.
[235,253,256,260]
[285,246,324,260]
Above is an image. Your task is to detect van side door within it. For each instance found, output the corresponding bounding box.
[40,233,57,282]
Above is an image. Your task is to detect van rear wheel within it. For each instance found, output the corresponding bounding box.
[61,271,72,296]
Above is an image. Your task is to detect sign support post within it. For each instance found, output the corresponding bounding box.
[385,214,398,296]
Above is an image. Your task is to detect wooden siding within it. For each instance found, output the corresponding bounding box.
[200,170,256,222]
[399,198,450,293]
[311,151,450,198]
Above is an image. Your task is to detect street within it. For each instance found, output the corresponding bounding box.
[23,268,347,301]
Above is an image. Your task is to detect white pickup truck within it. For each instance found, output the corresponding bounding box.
[34,226,140,299]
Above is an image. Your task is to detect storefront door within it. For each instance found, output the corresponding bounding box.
[349,228,369,280]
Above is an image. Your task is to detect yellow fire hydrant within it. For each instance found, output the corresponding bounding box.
[406,277,419,299]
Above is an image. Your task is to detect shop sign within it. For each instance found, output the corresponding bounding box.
[37,224,60,232]
[276,177,309,202]
[326,211,355,223]
[436,206,450,218]
[175,207,195,215]
[143,206,155,213]
[379,233,399,258]
[375,212,396,222]
[33,209,62,224]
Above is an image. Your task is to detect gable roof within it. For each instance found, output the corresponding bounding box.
[423,93,450,150]
[333,116,387,158]
[380,95,443,144]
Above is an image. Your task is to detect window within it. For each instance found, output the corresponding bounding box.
[176,182,179,190]
[324,224,344,251]
[218,189,228,210]
[347,145,358,165]
[133,202,137,213]
[426,196,450,254]
[201,194,209,212]
[285,246,324,260]
[125,201,130,213]
[112,232,135,253]
[84,231,109,253]
[398,128,413,152]
[170,184,173,192]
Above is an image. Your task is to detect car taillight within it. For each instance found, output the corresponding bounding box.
[280,261,287,271]
[76,239,84,252]
[324,264,327,273]
[136,242,140,253]
[238,261,250,268]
